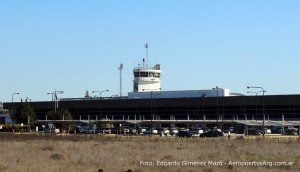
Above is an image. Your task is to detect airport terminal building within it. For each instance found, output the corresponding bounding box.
[3,61,300,128]
[4,93,300,121]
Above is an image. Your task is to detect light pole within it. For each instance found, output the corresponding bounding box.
[47,92,54,101]
[213,86,219,121]
[143,89,160,131]
[12,92,20,103]
[196,91,212,122]
[247,91,264,120]
[54,91,64,113]
[196,92,212,116]
[247,86,266,138]
[195,91,212,129]
[92,90,109,125]
[213,86,224,129]
[153,93,163,122]
[247,90,265,96]
[118,63,123,97]
[11,92,20,115]
[143,89,154,131]
[92,90,109,99]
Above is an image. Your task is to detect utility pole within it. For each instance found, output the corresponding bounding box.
[247,86,266,138]
[118,63,123,97]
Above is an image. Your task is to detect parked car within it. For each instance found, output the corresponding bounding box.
[284,128,299,135]
[158,128,170,135]
[224,127,235,134]
[169,128,179,135]
[78,127,91,134]
[129,128,137,134]
[102,128,111,134]
[45,128,60,133]
[246,129,262,135]
[210,127,222,132]
[178,130,199,138]
[151,129,158,134]
[138,128,147,134]
[123,128,130,134]
[143,130,152,135]
[189,127,204,134]
[257,128,271,134]
[88,129,102,134]
[200,131,224,138]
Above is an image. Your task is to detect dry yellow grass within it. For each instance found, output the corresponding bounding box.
[0,133,299,172]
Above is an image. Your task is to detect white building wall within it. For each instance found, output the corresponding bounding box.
[135,82,161,92]
[128,89,230,99]
[133,66,161,92]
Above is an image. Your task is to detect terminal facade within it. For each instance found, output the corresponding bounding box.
[4,93,300,125]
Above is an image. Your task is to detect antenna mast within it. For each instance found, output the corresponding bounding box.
[145,43,148,67]
[118,63,123,97]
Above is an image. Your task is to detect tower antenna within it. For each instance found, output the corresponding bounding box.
[144,43,148,67]
[118,63,123,97]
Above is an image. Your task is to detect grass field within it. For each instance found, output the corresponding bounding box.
[0,133,299,172]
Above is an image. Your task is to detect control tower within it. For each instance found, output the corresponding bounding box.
[133,44,161,92]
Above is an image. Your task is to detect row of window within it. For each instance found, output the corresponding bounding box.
[134,72,160,78]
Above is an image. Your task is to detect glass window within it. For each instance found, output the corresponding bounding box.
[154,73,160,78]
[140,72,149,77]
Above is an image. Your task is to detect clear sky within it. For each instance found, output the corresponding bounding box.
[1,0,300,102]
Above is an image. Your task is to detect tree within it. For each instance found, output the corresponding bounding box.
[46,109,73,132]
[46,109,73,120]
[15,100,36,124]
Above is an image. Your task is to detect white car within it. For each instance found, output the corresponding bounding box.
[169,128,179,134]
[257,128,271,134]
[151,129,158,134]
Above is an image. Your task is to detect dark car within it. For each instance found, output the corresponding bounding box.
[284,129,298,135]
[246,129,262,135]
[200,131,224,138]
[89,129,102,134]
[178,130,193,137]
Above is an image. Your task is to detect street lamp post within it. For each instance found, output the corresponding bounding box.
[247,91,265,97]
[92,90,109,99]
[215,87,219,122]
[202,92,213,117]
[92,90,109,126]
[196,91,212,129]
[213,86,224,129]
[11,92,20,115]
[100,90,109,99]
[247,86,266,138]
[54,91,64,113]
[47,92,55,101]
[12,92,20,103]
[196,91,212,119]
[153,93,163,123]
[143,89,160,132]
[247,90,265,120]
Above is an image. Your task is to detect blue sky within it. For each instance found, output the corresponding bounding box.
[1,0,300,102]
